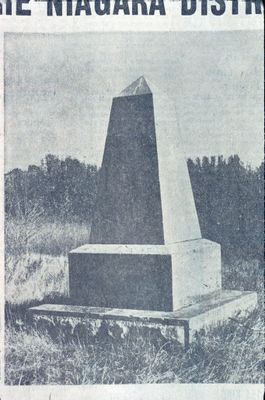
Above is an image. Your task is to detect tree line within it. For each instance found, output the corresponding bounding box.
[187,155,263,263]
[5,153,263,262]
[5,154,98,223]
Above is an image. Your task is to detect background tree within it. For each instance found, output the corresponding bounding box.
[5,154,263,263]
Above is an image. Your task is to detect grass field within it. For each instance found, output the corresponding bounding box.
[4,218,264,385]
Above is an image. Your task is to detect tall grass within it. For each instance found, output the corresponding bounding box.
[4,216,264,385]
[5,216,90,256]
[5,253,68,305]
[5,311,263,384]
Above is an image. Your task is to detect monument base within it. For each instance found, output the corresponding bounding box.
[28,290,257,348]
[68,239,221,311]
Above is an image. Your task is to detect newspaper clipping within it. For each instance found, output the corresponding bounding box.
[0,1,264,399]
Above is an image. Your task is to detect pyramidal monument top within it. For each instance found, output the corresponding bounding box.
[119,76,152,97]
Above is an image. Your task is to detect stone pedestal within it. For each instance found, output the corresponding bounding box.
[68,239,221,311]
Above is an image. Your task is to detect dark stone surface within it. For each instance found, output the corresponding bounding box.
[89,92,164,245]
[28,310,187,347]
[69,252,173,311]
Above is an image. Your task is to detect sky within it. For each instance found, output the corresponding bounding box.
[4,30,264,172]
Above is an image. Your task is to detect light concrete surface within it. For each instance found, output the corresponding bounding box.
[170,239,221,309]
[146,77,202,244]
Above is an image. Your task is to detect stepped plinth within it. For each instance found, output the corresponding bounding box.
[28,77,257,346]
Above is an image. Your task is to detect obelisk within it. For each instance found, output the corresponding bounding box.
[68,76,221,311]
[29,77,257,346]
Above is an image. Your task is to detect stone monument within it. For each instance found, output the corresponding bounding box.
[29,77,257,347]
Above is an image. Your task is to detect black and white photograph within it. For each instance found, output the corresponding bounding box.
[3,29,264,386]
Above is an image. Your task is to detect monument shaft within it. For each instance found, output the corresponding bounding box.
[90,92,164,245]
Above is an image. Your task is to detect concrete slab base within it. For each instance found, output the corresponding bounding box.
[28,290,257,349]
